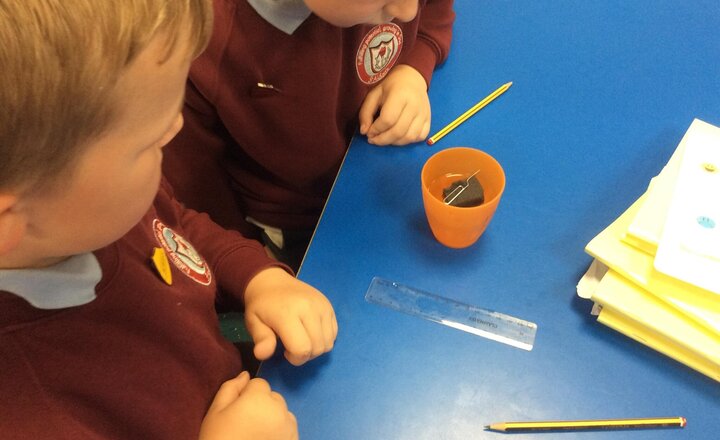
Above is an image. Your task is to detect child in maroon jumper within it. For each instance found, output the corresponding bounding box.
[163,0,455,269]
[0,2,336,439]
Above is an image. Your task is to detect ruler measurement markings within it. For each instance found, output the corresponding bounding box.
[365,277,537,351]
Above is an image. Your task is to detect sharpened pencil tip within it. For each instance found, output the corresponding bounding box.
[484,425,490,430]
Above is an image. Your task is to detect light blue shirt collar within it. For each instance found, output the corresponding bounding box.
[246,0,312,35]
[0,253,101,309]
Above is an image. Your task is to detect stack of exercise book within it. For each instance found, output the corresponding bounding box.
[577,119,720,382]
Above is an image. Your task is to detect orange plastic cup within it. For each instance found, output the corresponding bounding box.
[421,147,506,248]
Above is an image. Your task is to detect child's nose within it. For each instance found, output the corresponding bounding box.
[386,0,419,23]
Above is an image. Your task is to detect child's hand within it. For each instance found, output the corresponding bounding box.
[244,267,338,366]
[359,64,431,146]
[199,372,298,440]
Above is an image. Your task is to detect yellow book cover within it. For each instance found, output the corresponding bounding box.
[577,260,720,381]
[597,306,720,382]
[592,269,719,367]
[585,196,720,335]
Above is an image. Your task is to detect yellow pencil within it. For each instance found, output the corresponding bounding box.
[426,81,512,146]
[484,416,687,433]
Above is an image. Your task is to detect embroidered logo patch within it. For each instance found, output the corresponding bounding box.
[152,219,212,286]
[356,23,403,85]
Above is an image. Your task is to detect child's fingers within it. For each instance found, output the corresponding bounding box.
[202,375,298,440]
[241,377,273,396]
[287,411,299,440]
[207,371,251,412]
[367,101,405,140]
[274,320,313,366]
[241,379,295,418]
[322,310,338,352]
[359,88,383,134]
[245,315,278,361]
[372,102,431,145]
[403,115,430,144]
[332,312,339,339]
[421,118,431,141]
[369,106,415,145]
[287,306,337,364]
[300,313,328,359]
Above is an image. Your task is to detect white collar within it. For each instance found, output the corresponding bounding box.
[0,253,101,309]
[246,0,312,35]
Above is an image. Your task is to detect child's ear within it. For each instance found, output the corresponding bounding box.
[0,194,27,256]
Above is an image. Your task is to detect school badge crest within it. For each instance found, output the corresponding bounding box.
[356,23,403,84]
[152,220,212,285]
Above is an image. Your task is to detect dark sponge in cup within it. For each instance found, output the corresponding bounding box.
[443,176,484,207]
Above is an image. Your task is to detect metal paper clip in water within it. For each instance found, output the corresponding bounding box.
[443,169,481,205]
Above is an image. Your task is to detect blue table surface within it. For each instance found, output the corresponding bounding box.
[260,1,720,438]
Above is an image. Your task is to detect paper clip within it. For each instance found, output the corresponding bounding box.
[443,169,481,205]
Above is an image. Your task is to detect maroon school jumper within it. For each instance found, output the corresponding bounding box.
[163,0,455,235]
[0,182,287,439]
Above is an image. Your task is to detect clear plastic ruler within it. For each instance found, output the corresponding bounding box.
[365,277,537,351]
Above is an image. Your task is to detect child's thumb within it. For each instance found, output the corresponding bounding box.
[247,317,278,360]
[207,371,251,412]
